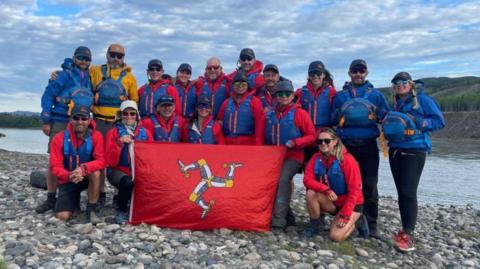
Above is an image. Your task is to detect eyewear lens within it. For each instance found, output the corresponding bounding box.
[148,67,162,72]
[122,111,137,116]
[73,116,89,122]
[240,55,253,61]
[308,71,322,77]
[350,68,366,74]
[316,138,333,145]
[234,82,248,88]
[206,65,220,71]
[76,56,91,62]
[394,80,409,86]
[109,52,124,59]
[276,91,292,98]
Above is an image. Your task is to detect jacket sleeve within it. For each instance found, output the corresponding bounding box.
[213,121,226,144]
[126,73,139,103]
[330,93,343,126]
[328,87,337,105]
[416,95,445,132]
[216,100,228,121]
[337,153,363,218]
[251,97,265,145]
[105,128,122,168]
[50,132,70,183]
[167,85,182,116]
[83,131,106,174]
[145,128,154,142]
[294,88,302,105]
[303,154,330,193]
[293,109,315,148]
[40,72,69,123]
[141,118,155,139]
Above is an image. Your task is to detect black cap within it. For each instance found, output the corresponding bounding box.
[349,59,367,70]
[308,61,325,73]
[71,105,91,117]
[233,73,248,83]
[148,59,163,69]
[177,63,192,74]
[196,96,212,107]
[74,46,91,61]
[391,72,412,83]
[263,64,279,74]
[275,81,294,93]
[156,95,174,106]
[240,48,255,59]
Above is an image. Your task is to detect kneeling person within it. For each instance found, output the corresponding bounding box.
[49,105,106,223]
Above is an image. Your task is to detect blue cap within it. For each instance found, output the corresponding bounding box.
[71,105,91,117]
[156,95,175,106]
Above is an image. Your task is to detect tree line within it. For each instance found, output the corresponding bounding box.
[0,113,42,129]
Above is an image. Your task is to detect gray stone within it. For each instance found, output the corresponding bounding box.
[431,253,444,265]
[327,264,339,269]
[106,254,127,264]
[355,248,369,257]
[29,170,47,189]
[4,242,32,256]
[317,250,334,256]
[73,223,93,234]
[462,260,475,267]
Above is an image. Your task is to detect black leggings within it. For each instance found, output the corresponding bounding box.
[389,148,426,234]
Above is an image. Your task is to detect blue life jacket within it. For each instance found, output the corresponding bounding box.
[62,129,93,171]
[56,69,94,116]
[382,111,422,143]
[174,82,194,117]
[314,157,347,196]
[95,65,128,108]
[151,115,181,142]
[338,89,376,128]
[188,120,216,144]
[300,86,332,127]
[265,109,301,145]
[256,87,276,112]
[139,83,168,117]
[222,96,254,137]
[198,79,228,119]
[247,73,259,90]
[115,123,149,168]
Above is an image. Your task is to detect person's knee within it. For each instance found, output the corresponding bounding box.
[56,211,72,221]
[88,171,101,182]
[329,230,345,242]
[306,190,317,202]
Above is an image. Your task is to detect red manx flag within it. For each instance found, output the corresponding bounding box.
[130,142,286,231]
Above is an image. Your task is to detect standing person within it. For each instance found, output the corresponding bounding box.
[173,63,196,118]
[182,96,225,144]
[382,72,445,252]
[142,95,186,142]
[303,128,364,241]
[227,48,265,92]
[189,57,231,119]
[256,64,290,113]
[105,100,153,223]
[138,59,181,117]
[265,81,315,229]
[217,73,265,145]
[37,46,94,213]
[331,59,390,238]
[49,105,105,223]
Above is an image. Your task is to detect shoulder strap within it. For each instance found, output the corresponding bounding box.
[117,70,127,82]
[101,64,108,81]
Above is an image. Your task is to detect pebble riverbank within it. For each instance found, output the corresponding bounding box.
[0,149,479,269]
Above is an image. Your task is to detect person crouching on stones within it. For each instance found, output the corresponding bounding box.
[303,128,364,241]
[182,96,225,144]
[142,95,186,142]
[49,105,105,224]
[105,100,153,223]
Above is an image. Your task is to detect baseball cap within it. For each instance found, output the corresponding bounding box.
[263,64,279,74]
[196,96,212,107]
[71,105,91,117]
[74,46,91,61]
[308,61,325,73]
[156,95,175,106]
[239,48,255,59]
[120,100,138,112]
[349,59,367,70]
[177,63,192,74]
[275,81,294,93]
[148,59,163,69]
[391,72,412,83]
[233,73,248,83]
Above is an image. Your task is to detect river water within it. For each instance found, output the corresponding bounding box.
[1,127,479,208]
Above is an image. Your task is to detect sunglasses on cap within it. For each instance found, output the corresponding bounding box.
[72,115,89,122]
[350,68,366,74]
[308,71,323,77]
[148,67,162,72]
[197,103,211,109]
[316,138,333,145]
[75,56,91,62]
[275,91,293,98]
[109,52,124,59]
[393,80,409,86]
[240,55,254,61]
[233,82,248,88]
[122,111,137,116]
[206,65,221,71]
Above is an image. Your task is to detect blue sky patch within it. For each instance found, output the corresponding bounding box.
[34,0,82,17]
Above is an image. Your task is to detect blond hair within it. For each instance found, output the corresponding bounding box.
[393,80,419,110]
[318,128,344,162]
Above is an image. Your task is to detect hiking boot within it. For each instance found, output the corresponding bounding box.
[35,198,56,213]
[86,203,101,225]
[115,210,129,224]
[98,192,106,207]
[370,227,382,239]
[356,214,370,238]
[393,231,415,252]
[304,225,320,239]
[286,209,296,227]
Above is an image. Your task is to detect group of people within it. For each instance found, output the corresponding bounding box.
[39,44,445,251]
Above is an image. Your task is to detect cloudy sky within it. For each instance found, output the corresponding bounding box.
[0,0,479,112]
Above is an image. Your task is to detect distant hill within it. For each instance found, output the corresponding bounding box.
[5,111,41,116]
[0,112,41,129]
[378,76,480,111]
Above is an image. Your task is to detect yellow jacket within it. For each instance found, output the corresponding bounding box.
[90,64,138,121]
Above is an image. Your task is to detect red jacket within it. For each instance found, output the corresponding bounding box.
[295,82,336,132]
[138,79,182,115]
[181,115,226,144]
[217,93,265,145]
[141,114,186,142]
[50,121,106,184]
[303,150,363,218]
[227,60,265,93]
[105,123,153,176]
[270,103,315,163]
[193,73,231,96]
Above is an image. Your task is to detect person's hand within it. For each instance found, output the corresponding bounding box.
[42,124,51,136]
[69,168,84,184]
[50,70,60,81]
[285,139,295,148]
[335,215,349,228]
[119,135,133,144]
[327,190,338,202]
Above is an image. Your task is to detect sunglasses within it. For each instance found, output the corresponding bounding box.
[308,71,323,77]
[122,111,137,116]
[350,68,366,74]
[72,115,89,122]
[206,65,221,71]
[275,91,293,98]
[234,82,248,88]
[148,67,162,72]
[197,103,211,109]
[240,55,254,61]
[75,56,91,62]
[109,52,124,59]
[316,138,333,145]
[393,80,409,86]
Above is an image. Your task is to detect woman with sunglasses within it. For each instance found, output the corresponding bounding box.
[227,48,265,93]
[382,72,444,252]
[303,128,364,241]
[265,81,315,229]
[182,96,225,144]
[105,100,153,223]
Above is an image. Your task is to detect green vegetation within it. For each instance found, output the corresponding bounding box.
[0,256,6,269]
[328,241,356,256]
[0,113,41,129]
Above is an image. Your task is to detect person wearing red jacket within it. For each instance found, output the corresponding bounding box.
[265,81,315,229]
[227,48,265,93]
[303,128,364,241]
[173,63,196,118]
[182,96,225,144]
[142,95,186,142]
[49,105,105,224]
[137,59,181,117]
[105,100,153,223]
[217,73,265,145]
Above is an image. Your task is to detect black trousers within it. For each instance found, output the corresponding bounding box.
[345,139,380,231]
[389,148,426,234]
[108,169,134,212]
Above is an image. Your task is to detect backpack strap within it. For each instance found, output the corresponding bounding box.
[101,64,108,81]
[117,70,127,82]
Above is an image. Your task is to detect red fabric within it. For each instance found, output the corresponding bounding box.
[217,95,265,145]
[181,115,226,144]
[138,80,182,115]
[130,143,286,231]
[226,60,265,92]
[50,121,106,184]
[193,73,231,96]
[141,114,186,142]
[105,123,153,176]
[303,150,363,218]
